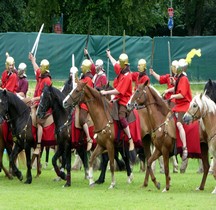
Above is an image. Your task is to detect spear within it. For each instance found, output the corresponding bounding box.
[168,41,172,75]
[107,16,110,81]
[31,23,44,56]
[122,29,126,53]
[150,37,154,68]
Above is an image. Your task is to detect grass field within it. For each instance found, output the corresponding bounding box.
[0,153,215,210]
[0,81,213,210]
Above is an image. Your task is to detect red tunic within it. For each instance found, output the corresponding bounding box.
[93,72,107,89]
[159,74,174,100]
[33,69,52,105]
[113,63,132,106]
[80,76,94,111]
[172,74,192,112]
[1,70,18,93]
[131,72,150,91]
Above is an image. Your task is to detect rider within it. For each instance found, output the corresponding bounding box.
[79,59,94,151]
[169,58,192,162]
[100,50,134,151]
[16,63,29,99]
[131,58,150,90]
[28,53,52,155]
[1,56,18,93]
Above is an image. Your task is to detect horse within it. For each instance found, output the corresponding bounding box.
[183,93,216,194]
[36,84,90,187]
[127,83,207,192]
[204,79,216,103]
[0,90,35,184]
[62,81,157,189]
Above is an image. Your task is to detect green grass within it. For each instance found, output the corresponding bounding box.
[0,153,215,210]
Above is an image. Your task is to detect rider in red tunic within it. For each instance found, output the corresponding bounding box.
[131,59,150,91]
[29,53,52,155]
[79,59,94,151]
[169,59,192,161]
[1,56,18,93]
[100,50,135,151]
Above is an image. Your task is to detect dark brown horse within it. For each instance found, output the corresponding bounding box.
[183,93,216,194]
[127,83,209,192]
[63,81,159,189]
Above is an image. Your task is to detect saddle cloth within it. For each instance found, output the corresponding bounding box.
[175,120,201,158]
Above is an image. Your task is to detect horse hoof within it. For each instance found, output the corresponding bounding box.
[162,188,168,193]
[95,180,104,184]
[53,177,62,182]
[63,183,71,187]
[211,187,216,194]
[89,182,95,187]
[156,182,161,190]
[24,179,32,184]
[108,184,115,189]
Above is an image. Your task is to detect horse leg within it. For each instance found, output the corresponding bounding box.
[76,147,89,179]
[95,152,109,184]
[107,144,115,189]
[24,143,32,184]
[119,148,133,184]
[0,145,12,179]
[44,146,49,168]
[10,143,23,181]
[64,140,72,187]
[52,145,66,180]
[162,150,171,192]
[145,148,161,190]
[212,157,216,194]
[88,144,104,186]
[198,142,209,190]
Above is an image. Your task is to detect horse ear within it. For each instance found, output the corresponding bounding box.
[144,80,148,86]
[208,79,212,85]
[3,89,7,95]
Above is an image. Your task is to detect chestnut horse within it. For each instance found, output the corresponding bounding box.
[63,81,159,189]
[127,83,208,192]
[183,93,216,194]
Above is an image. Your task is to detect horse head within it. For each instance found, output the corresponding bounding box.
[36,85,52,119]
[0,90,9,122]
[127,82,147,111]
[204,79,216,103]
[63,81,86,109]
[183,92,216,124]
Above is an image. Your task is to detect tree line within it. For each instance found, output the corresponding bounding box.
[0,0,216,36]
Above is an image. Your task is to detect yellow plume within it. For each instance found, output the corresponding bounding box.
[186,49,201,64]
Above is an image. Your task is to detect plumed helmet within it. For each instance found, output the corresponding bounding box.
[40,59,49,74]
[119,53,129,68]
[5,56,15,69]
[171,60,178,74]
[18,63,27,77]
[81,59,92,74]
[138,59,146,72]
[177,59,188,74]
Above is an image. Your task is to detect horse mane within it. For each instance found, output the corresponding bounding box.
[193,93,216,115]
[148,85,170,116]
[204,79,216,103]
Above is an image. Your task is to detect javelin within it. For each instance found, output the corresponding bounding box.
[150,38,154,68]
[31,23,44,55]
[107,16,110,81]
[168,41,172,76]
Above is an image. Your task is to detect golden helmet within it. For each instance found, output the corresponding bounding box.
[81,59,92,74]
[18,63,27,77]
[171,60,178,74]
[138,59,146,72]
[177,58,188,74]
[5,56,15,69]
[40,59,50,74]
[119,53,128,68]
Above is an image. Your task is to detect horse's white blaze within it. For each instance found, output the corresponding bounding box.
[63,89,74,107]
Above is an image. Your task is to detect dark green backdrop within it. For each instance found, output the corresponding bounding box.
[0,33,214,83]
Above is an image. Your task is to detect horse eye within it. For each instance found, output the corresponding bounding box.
[193,104,197,108]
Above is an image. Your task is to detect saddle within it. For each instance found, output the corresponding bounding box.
[111,100,136,123]
[74,106,94,129]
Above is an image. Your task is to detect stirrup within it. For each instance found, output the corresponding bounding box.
[128,138,135,151]
[86,138,93,151]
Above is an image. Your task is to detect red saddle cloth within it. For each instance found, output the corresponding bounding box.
[32,123,56,147]
[2,121,13,147]
[176,120,201,158]
[114,109,143,148]
[71,111,97,150]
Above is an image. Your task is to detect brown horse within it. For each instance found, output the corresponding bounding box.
[183,93,216,194]
[127,83,208,192]
[63,81,159,189]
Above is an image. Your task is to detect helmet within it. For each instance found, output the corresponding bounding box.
[5,56,15,70]
[95,59,103,72]
[119,53,129,68]
[81,59,92,74]
[177,59,188,74]
[138,59,146,72]
[40,59,49,74]
[171,60,178,74]
[70,66,78,74]
[18,63,27,77]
